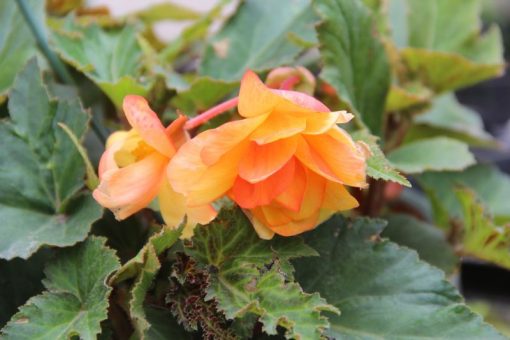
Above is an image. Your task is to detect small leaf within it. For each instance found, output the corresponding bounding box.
[1,237,120,340]
[353,130,411,187]
[294,215,504,339]
[385,83,432,112]
[52,24,150,107]
[315,0,391,135]
[410,94,496,147]
[0,59,102,259]
[387,137,475,174]
[418,164,510,225]
[382,213,458,274]
[456,188,510,270]
[0,0,42,102]
[200,0,317,81]
[184,208,335,339]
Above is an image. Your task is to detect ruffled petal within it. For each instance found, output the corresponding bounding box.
[244,210,275,240]
[93,152,167,220]
[168,136,248,206]
[273,160,307,211]
[230,157,296,209]
[238,136,298,183]
[165,114,189,149]
[283,169,326,220]
[295,127,367,187]
[249,112,306,144]
[269,213,320,236]
[200,114,267,166]
[158,178,187,227]
[123,95,174,157]
[238,70,282,117]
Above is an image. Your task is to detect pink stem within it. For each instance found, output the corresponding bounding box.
[279,75,300,90]
[184,97,239,130]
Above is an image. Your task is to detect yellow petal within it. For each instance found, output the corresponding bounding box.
[322,181,359,211]
[249,112,306,144]
[238,137,297,183]
[123,95,174,157]
[158,178,187,227]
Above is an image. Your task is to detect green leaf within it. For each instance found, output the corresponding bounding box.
[0,0,42,102]
[418,164,510,225]
[385,83,432,112]
[0,59,102,259]
[411,94,495,147]
[387,137,475,174]
[184,208,337,339]
[401,48,504,93]
[110,226,181,338]
[294,216,504,339]
[382,214,458,274]
[134,2,201,23]
[170,77,237,115]
[1,237,120,340]
[353,130,411,187]
[52,24,149,107]
[456,188,510,270]
[315,0,391,136]
[0,250,49,327]
[200,0,317,81]
[400,0,504,92]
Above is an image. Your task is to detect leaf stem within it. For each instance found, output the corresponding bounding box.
[15,0,74,84]
[184,97,239,130]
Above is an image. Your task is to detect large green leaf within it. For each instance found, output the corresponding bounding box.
[456,188,510,270]
[418,164,510,225]
[0,60,102,259]
[315,0,391,135]
[353,130,411,187]
[382,214,458,274]
[1,237,120,340]
[144,307,192,340]
[0,0,42,102]
[184,208,337,339]
[200,0,317,81]
[52,24,149,107]
[387,137,475,174]
[399,0,504,92]
[294,216,504,339]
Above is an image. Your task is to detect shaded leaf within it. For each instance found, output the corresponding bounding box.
[456,188,510,270]
[200,0,317,81]
[315,0,391,135]
[184,208,336,339]
[144,306,193,340]
[294,216,504,339]
[411,94,495,147]
[387,137,475,174]
[1,237,120,340]
[382,213,458,274]
[385,83,432,112]
[418,164,510,225]
[0,0,42,102]
[0,59,102,259]
[353,130,411,187]
[52,24,149,107]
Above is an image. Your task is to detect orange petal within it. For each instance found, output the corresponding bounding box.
[168,137,248,206]
[284,169,326,221]
[123,95,174,157]
[274,160,307,212]
[165,114,189,149]
[271,89,329,112]
[269,212,320,236]
[249,112,307,144]
[187,205,217,225]
[238,70,282,117]
[230,158,296,209]
[93,152,167,220]
[244,210,275,240]
[200,114,267,166]
[239,136,298,183]
[295,127,366,187]
[322,181,359,211]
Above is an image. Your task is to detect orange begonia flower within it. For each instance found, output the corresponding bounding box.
[93,95,216,238]
[168,70,368,239]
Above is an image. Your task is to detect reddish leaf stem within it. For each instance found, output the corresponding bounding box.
[184,97,239,130]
